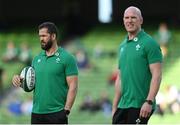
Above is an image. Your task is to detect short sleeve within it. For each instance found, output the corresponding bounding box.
[145,40,163,64]
[65,55,78,76]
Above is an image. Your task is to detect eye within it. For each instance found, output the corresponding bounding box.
[131,17,137,19]
[124,17,129,19]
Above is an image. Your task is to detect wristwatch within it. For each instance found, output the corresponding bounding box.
[64,109,70,115]
[145,100,153,105]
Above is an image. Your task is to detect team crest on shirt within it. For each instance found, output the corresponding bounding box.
[56,57,60,63]
[136,44,141,51]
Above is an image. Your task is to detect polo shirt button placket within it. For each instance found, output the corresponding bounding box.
[133,37,138,42]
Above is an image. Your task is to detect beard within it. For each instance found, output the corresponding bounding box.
[41,39,53,51]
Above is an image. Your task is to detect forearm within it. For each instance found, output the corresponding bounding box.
[112,73,121,111]
[146,76,161,101]
[113,91,120,110]
[65,85,78,110]
[147,63,162,101]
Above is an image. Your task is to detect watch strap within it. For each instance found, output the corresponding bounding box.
[145,100,153,105]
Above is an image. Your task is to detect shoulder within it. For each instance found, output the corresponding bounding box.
[142,32,160,48]
[119,38,127,48]
[61,48,73,56]
[60,48,76,61]
[32,51,43,61]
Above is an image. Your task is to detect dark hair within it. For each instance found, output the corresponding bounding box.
[38,22,59,39]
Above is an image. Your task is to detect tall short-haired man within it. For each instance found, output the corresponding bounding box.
[112,6,162,124]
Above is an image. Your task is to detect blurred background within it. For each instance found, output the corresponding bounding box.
[0,0,180,124]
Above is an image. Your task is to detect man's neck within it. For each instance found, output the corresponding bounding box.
[128,28,141,40]
[46,44,58,56]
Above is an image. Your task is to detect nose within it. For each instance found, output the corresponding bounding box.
[40,37,44,41]
[127,18,133,22]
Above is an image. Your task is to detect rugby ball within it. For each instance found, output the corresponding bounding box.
[20,66,35,92]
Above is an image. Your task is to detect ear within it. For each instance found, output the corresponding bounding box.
[51,34,56,40]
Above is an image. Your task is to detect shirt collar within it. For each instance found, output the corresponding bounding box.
[40,47,61,57]
[125,29,144,43]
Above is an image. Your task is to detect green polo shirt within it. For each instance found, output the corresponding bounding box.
[118,30,162,109]
[32,47,78,114]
